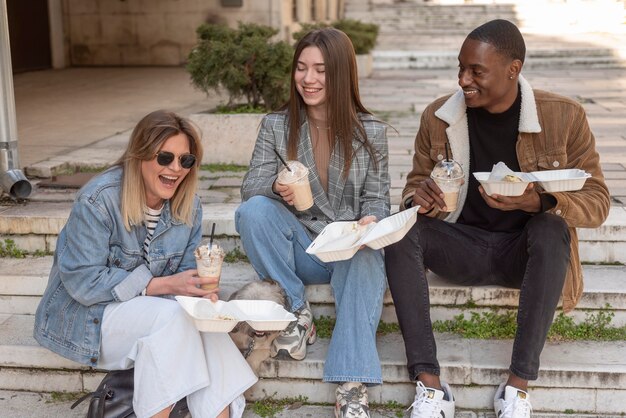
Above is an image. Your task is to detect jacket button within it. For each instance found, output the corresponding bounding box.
[437,154,444,160]
[90,357,97,364]
[553,161,560,167]
[93,318,99,324]
[556,209,562,215]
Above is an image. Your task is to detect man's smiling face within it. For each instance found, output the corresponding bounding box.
[457,38,520,114]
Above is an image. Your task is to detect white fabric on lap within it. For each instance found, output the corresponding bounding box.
[99,296,257,418]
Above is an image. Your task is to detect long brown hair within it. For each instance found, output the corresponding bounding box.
[285,28,378,175]
[114,110,203,230]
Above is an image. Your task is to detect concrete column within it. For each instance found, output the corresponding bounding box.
[296,0,312,22]
[314,0,327,20]
[0,0,32,198]
[327,0,339,20]
[48,0,65,69]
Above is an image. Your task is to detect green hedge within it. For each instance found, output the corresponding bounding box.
[292,19,379,55]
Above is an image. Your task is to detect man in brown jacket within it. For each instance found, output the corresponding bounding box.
[385,19,610,418]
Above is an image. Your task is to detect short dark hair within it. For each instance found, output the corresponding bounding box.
[467,19,526,64]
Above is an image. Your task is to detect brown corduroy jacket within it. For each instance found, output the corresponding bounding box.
[401,75,610,312]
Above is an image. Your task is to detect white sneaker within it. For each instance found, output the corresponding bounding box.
[494,384,532,418]
[409,381,455,418]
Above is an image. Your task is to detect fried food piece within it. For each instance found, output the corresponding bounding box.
[504,174,523,183]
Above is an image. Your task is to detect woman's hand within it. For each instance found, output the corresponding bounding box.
[273,181,296,206]
[357,215,377,250]
[146,270,220,301]
[358,215,378,226]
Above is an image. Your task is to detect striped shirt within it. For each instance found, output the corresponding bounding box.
[143,206,163,264]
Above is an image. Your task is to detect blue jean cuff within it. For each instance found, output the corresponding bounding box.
[323,376,382,386]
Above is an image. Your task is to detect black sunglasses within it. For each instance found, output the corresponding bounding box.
[155,151,196,169]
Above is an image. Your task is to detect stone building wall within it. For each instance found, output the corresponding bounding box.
[63,0,343,66]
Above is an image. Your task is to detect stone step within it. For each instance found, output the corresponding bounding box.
[1,203,625,263]
[0,313,624,413]
[372,50,626,70]
[2,257,625,327]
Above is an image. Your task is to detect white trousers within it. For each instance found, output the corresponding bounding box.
[98,296,257,418]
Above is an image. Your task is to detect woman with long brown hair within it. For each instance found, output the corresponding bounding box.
[34,110,257,418]
[237,28,390,418]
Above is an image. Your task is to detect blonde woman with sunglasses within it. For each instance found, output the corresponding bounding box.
[34,110,257,418]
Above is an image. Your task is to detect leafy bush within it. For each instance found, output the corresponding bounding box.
[187,22,292,111]
[293,19,379,55]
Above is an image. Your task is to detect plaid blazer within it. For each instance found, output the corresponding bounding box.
[241,112,390,235]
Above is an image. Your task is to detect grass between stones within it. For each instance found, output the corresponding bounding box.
[199,163,248,173]
[314,305,626,342]
[0,239,51,258]
[250,392,406,418]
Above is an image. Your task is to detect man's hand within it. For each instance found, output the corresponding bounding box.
[479,183,541,213]
[273,181,296,206]
[411,178,462,213]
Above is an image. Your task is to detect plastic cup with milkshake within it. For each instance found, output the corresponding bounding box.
[277,160,314,211]
[430,159,464,212]
[194,240,225,291]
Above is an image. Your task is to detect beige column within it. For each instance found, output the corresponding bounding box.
[313,0,327,20]
[296,0,312,22]
[327,0,339,20]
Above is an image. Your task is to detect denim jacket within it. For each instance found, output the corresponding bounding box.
[33,166,203,366]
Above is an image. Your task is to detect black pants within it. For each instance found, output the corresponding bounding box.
[385,213,571,381]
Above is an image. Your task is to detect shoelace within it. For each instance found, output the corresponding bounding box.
[502,396,532,418]
[407,382,440,417]
[339,387,367,417]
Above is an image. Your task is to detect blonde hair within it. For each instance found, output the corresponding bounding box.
[114,110,203,231]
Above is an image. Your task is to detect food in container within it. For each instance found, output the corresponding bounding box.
[175,296,296,333]
[473,172,533,197]
[305,206,420,262]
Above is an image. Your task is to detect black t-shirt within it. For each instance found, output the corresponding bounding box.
[457,89,532,232]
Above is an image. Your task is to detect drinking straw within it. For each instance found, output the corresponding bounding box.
[445,143,452,177]
[273,149,291,172]
[209,222,216,247]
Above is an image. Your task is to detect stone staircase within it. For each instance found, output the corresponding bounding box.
[0,203,625,414]
[344,0,626,70]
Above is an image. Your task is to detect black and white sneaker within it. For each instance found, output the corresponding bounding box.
[494,384,532,418]
[409,381,455,418]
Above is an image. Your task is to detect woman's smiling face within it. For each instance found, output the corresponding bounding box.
[141,133,191,209]
[294,46,326,113]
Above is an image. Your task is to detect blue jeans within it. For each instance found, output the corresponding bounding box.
[235,196,386,384]
[385,213,570,381]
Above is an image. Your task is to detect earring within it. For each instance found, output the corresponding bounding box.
[509,75,514,79]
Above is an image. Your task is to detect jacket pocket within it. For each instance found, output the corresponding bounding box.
[536,148,568,170]
[107,245,141,271]
[429,146,448,163]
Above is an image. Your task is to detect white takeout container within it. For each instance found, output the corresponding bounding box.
[175,296,296,333]
[306,206,420,262]
[473,172,532,197]
[228,299,297,331]
[176,297,241,333]
[530,169,591,192]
